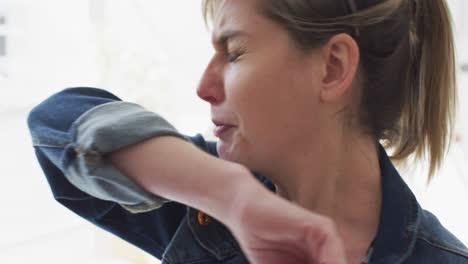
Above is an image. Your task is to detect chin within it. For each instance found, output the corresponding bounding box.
[217,140,246,164]
[216,140,234,160]
[217,141,263,175]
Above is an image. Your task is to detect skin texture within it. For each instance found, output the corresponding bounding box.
[196,0,382,262]
[111,137,349,264]
[110,0,382,262]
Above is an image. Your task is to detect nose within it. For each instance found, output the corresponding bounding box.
[196,56,225,105]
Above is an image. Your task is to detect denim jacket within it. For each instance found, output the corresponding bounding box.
[27,87,468,264]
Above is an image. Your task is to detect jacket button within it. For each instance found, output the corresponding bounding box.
[197,211,212,226]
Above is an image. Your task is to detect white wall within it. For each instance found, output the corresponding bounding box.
[0,0,212,263]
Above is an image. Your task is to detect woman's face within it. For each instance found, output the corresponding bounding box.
[197,0,326,173]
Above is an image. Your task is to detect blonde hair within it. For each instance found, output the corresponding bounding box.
[202,0,457,181]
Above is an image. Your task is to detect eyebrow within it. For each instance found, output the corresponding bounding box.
[212,30,249,45]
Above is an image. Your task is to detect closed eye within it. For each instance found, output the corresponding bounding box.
[226,50,244,63]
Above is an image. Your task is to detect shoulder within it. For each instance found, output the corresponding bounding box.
[410,209,468,263]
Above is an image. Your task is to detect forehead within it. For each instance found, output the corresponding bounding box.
[210,0,263,39]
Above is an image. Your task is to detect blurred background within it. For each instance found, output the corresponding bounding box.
[0,0,467,263]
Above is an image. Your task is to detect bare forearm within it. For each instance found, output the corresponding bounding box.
[109,136,262,222]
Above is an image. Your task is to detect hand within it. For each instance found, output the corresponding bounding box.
[225,178,347,264]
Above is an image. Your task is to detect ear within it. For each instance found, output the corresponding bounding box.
[319,33,360,103]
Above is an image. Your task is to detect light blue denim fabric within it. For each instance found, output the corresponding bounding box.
[27,87,468,263]
[68,101,191,213]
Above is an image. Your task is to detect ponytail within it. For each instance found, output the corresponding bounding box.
[394,0,456,180]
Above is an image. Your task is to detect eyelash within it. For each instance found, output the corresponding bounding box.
[226,50,243,63]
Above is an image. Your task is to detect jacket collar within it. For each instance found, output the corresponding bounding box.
[371,144,421,263]
[185,140,421,263]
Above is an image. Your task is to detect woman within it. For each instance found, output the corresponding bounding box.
[27,0,468,263]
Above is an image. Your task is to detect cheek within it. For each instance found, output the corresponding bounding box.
[225,64,279,132]
[235,61,317,114]
[221,51,323,166]
[226,62,320,148]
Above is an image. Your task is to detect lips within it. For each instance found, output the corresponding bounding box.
[214,125,235,138]
[212,119,236,138]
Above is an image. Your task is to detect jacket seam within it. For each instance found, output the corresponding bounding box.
[33,144,66,148]
[417,236,468,259]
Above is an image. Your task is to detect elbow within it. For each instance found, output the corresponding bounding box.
[27,87,122,140]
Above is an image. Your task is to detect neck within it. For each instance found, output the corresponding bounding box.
[268,131,382,263]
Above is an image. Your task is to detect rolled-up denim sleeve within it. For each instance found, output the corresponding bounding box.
[28,87,191,214]
[63,101,190,213]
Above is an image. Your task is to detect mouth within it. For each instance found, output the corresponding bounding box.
[212,120,236,138]
[213,124,236,138]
